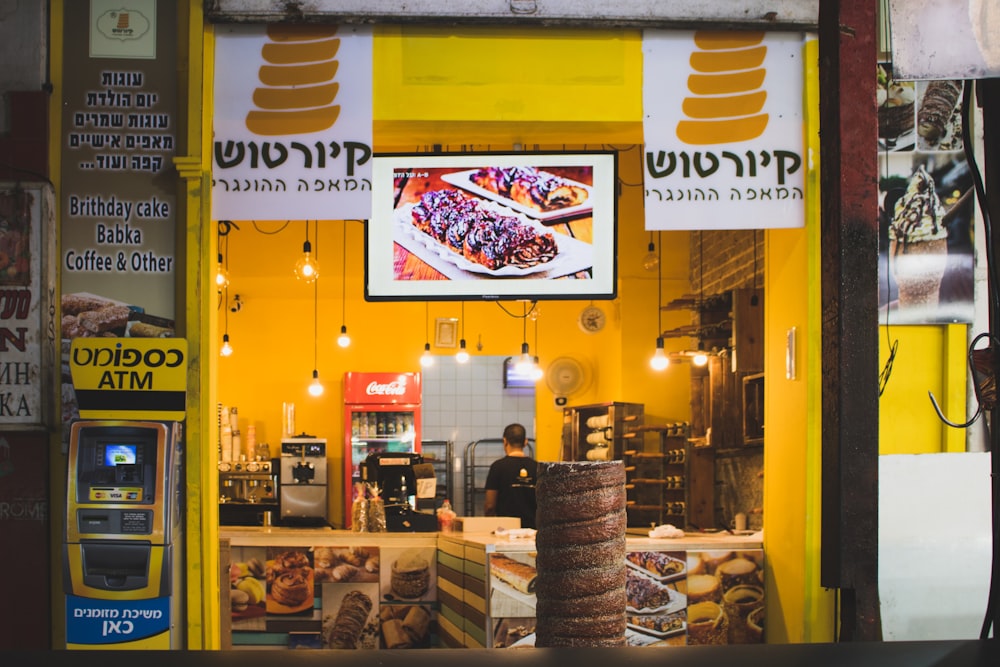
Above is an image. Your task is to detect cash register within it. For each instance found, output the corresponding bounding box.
[362,452,437,532]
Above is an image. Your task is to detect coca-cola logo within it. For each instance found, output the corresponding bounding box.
[366,380,406,396]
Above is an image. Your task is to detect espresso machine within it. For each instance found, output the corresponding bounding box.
[218,458,279,526]
[362,452,437,532]
[278,435,329,526]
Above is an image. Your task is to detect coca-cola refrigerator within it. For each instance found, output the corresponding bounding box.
[343,371,422,527]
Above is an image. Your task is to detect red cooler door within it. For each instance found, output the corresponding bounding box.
[343,372,422,527]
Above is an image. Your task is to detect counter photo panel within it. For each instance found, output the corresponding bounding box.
[483,546,764,648]
[227,543,438,649]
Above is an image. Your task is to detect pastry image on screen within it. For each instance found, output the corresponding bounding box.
[405,188,560,272]
[367,151,618,302]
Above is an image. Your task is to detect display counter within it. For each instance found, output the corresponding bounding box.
[439,531,764,649]
[221,527,439,649]
[221,528,763,650]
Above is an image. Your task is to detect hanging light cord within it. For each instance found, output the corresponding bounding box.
[313,222,319,369]
[657,231,663,335]
[341,222,348,325]
[699,230,705,339]
[313,279,319,369]
[523,302,528,346]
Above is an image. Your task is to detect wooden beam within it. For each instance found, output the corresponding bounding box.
[817,0,882,641]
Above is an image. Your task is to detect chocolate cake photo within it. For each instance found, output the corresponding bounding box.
[439,165,593,221]
[391,188,595,280]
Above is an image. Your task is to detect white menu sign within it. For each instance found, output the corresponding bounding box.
[212,24,374,221]
[643,30,808,231]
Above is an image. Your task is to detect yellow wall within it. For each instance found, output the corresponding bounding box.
[761,36,835,643]
[879,323,968,454]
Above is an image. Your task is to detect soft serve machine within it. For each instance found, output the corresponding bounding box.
[278,434,329,526]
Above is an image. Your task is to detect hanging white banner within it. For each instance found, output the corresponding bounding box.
[212,24,373,221]
[643,30,808,230]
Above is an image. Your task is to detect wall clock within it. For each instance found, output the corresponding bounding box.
[578,305,607,333]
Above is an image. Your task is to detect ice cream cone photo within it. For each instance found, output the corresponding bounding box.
[889,237,948,310]
[879,153,975,324]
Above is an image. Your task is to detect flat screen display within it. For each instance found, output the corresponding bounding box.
[366,151,618,301]
[104,444,137,467]
[503,356,539,389]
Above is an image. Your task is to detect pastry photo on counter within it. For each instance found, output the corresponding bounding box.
[312,545,380,583]
[265,548,316,615]
[379,603,434,649]
[489,553,537,618]
[682,548,766,645]
[320,584,379,649]
[493,617,536,648]
[228,547,268,631]
[380,546,436,602]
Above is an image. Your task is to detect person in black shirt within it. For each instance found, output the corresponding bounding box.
[484,423,537,529]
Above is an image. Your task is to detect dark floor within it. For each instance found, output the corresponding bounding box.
[5,640,998,667]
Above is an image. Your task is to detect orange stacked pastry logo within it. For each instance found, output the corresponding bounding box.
[676,31,769,145]
[245,25,342,136]
[116,13,130,30]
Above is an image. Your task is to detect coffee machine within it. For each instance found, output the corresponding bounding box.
[362,452,437,532]
[218,459,279,526]
[278,435,329,526]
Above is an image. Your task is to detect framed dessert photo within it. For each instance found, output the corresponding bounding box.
[877,63,916,153]
[877,151,975,325]
[365,150,618,302]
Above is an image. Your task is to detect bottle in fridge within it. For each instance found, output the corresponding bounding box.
[343,371,422,528]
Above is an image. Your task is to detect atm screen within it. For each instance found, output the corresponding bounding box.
[104,444,138,467]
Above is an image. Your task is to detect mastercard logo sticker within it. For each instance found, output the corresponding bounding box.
[244,25,342,136]
[676,31,769,145]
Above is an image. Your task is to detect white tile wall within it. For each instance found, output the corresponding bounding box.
[421,354,535,445]
[421,354,536,514]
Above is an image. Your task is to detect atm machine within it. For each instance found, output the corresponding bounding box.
[64,420,184,649]
[64,337,187,649]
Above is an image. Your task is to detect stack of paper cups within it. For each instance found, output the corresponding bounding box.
[282,402,295,438]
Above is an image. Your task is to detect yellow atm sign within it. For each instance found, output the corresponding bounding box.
[70,338,187,421]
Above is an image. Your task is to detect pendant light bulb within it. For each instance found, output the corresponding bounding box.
[692,350,709,367]
[215,253,230,290]
[456,339,470,363]
[294,239,320,283]
[308,369,324,396]
[642,241,659,272]
[337,325,351,348]
[650,337,669,371]
[420,342,435,367]
[220,333,233,357]
[515,342,534,373]
[530,356,544,381]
